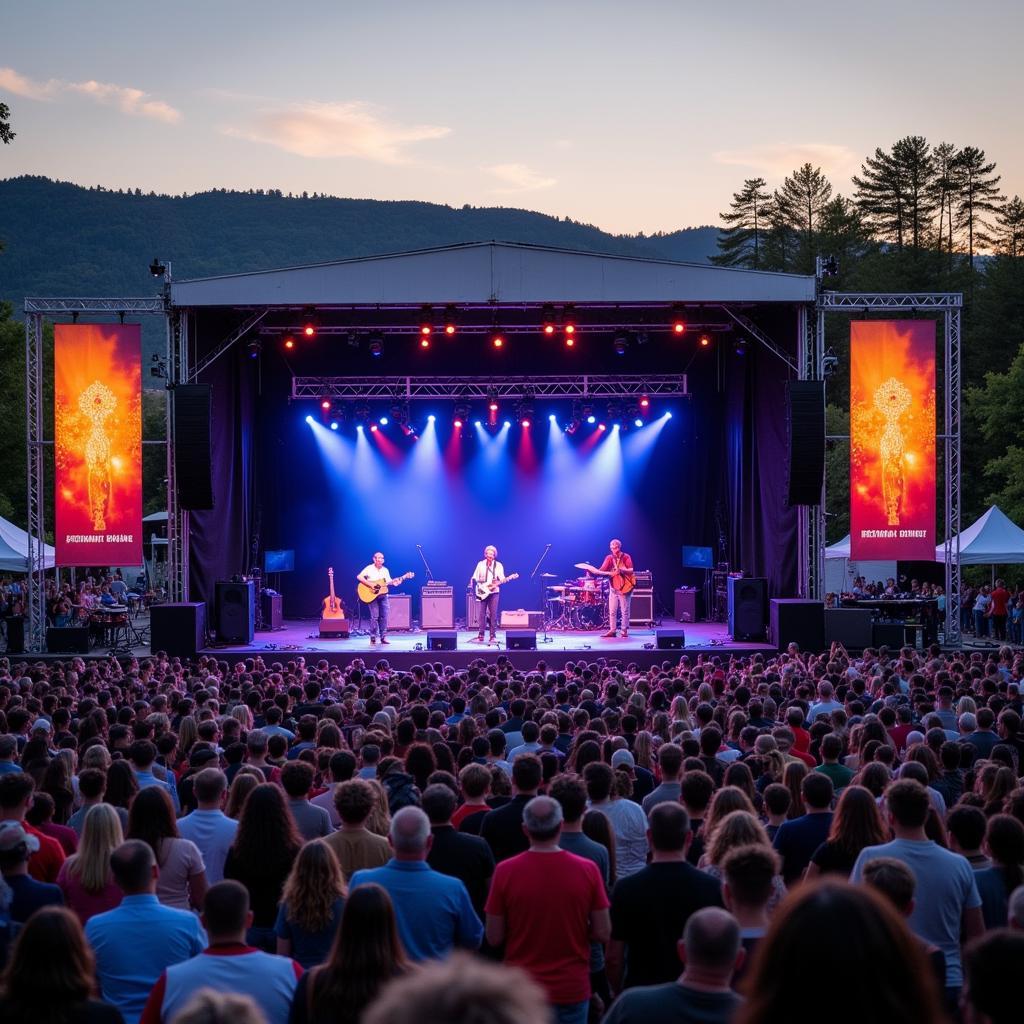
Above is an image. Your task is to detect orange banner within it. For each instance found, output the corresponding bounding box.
[850,320,935,561]
[54,324,142,566]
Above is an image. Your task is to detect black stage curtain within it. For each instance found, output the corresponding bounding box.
[188,345,257,610]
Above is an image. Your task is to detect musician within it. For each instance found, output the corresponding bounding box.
[600,538,634,638]
[470,545,505,643]
[356,552,392,645]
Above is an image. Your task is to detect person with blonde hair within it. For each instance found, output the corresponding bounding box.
[56,804,124,924]
[701,810,788,912]
[167,989,265,1024]
[275,840,346,969]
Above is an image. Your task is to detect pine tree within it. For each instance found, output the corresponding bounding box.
[760,192,796,272]
[891,136,936,252]
[955,147,1004,267]
[995,196,1024,258]
[775,163,832,273]
[711,177,769,268]
[931,142,960,260]
[853,146,905,249]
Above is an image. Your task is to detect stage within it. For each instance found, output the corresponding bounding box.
[200,618,778,670]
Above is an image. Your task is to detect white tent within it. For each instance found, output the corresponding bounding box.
[935,505,1024,565]
[824,535,897,595]
[0,516,56,573]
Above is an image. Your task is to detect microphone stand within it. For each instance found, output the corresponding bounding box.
[415,544,434,581]
[530,544,554,643]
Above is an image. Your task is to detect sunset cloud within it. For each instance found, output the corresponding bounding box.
[712,143,859,181]
[485,163,557,194]
[0,66,181,123]
[225,101,450,164]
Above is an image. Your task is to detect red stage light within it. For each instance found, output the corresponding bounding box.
[598,423,607,431]
[700,334,711,347]
[492,334,504,349]
[420,337,430,349]
[421,325,432,336]
[453,418,463,429]
[639,395,649,408]
[521,419,531,428]
[304,324,316,337]
[673,321,685,335]
[543,324,555,336]
[445,324,456,336]
[566,337,575,348]
[565,324,576,336]
[320,399,331,410]
[370,423,378,432]
[488,401,499,412]
[284,337,295,350]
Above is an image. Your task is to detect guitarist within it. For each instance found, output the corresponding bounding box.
[356,552,393,645]
[600,538,635,638]
[470,544,506,643]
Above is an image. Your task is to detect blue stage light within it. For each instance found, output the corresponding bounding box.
[428,414,436,423]
[379,416,389,426]
[666,411,673,419]
[503,420,511,428]
[474,420,482,427]
[549,413,557,422]
[634,418,643,428]
[305,415,314,425]
[587,415,596,425]
[330,421,339,431]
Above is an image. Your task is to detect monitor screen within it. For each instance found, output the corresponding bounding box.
[681,546,713,569]
[264,549,295,573]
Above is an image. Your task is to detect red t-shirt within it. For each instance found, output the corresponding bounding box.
[25,822,66,883]
[485,849,608,1004]
[451,802,488,830]
[990,588,1010,616]
[599,553,634,574]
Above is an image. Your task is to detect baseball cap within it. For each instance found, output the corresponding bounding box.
[30,719,52,733]
[610,749,635,769]
[0,820,40,854]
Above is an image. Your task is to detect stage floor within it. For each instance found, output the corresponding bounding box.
[201,618,778,670]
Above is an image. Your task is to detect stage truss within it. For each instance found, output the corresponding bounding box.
[291,374,689,402]
[814,290,962,646]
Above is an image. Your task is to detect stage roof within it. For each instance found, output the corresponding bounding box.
[170,241,817,308]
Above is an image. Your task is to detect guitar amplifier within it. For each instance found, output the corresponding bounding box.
[500,610,544,629]
[388,594,412,630]
[466,596,481,630]
[629,590,654,626]
[319,618,349,638]
[633,570,653,588]
[422,586,454,629]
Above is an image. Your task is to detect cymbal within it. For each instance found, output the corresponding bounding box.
[539,572,558,578]
[547,585,569,591]
[574,562,591,570]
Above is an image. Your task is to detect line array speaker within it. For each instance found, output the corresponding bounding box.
[786,380,825,506]
[174,384,214,510]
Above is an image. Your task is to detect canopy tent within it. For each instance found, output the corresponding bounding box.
[0,516,55,573]
[824,535,896,595]
[935,505,1024,565]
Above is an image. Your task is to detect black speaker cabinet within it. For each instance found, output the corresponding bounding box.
[46,626,90,654]
[427,630,457,651]
[215,580,255,643]
[786,381,825,506]
[674,588,698,623]
[656,628,685,649]
[506,629,537,650]
[872,622,905,649]
[824,608,873,650]
[770,599,825,652]
[173,385,214,510]
[728,577,767,641]
[4,616,25,654]
[149,603,206,658]
[259,591,283,630]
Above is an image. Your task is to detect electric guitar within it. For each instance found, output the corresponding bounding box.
[575,560,637,595]
[475,572,519,601]
[321,568,346,619]
[357,571,415,604]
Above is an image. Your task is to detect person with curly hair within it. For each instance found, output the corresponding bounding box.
[275,840,346,969]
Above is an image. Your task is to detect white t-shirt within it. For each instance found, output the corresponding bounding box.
[360,564,392,583]
[472,560,506,587]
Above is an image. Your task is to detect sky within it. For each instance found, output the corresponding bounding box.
[2,1,1022,235]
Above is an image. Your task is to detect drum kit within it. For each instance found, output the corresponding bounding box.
[543,563,610,631]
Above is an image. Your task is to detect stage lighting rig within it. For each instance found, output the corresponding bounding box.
[822,347,839,377]
[443,305,458,336]
[247,338,262,360]
[516,395,535,427]
[671,304,686,335]
[390,400,410,426]
[302,308,318,338]
[699,333,712,348]
[613,331,630,356]
[354,402,370,423]
[419,305,433,344]
[490,330,505,349]
[368,333,384,358]
[346,331,360,349]
[733,338,747,357]
[283,336,296,351]
[606,401,623,426]
[453,398,470,428]
[541,303,556,336]
[487,390,499,414]
[149,257,168,278]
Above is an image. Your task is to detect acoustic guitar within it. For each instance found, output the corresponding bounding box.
[321,568,346,618]
[475,572,519,601]
[574,560,637,595]
[357,571,415,604]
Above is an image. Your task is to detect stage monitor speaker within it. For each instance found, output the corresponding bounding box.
[46,626,90,654]
[629,590,654,626]
[259,591,283,630]
[422,593,454,629]
[318,619,349,638]
[149,603,206,658]
[215,580,255,643]
[3,616,25,654]
[173,385,214,510]
[770,599,825,652]
[506,629,537,650]
[388,594,412,631]
[824,608,873,650]
[428,630,457,651]
[674,588,698,623]
[728,577,767,641]
[872,622,905,649]
[786,381,825,506]
[656,628,685,649]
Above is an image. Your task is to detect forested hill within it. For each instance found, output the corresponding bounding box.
[0,176,719,303]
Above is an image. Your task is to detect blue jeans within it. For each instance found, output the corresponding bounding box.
[609,589,632,632]
[974,610,988,637]
[553,1000,589,1024]
[368,594,390,639]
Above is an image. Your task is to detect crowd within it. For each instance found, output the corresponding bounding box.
[0,641,1023,1023]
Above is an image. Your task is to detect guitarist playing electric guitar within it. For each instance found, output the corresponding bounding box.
[469,545,518,644]
[577,538,635,638]
[356,552,414,645]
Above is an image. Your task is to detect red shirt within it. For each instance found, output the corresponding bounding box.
[451,803,488,829]
[991,588,1010,616]
[485,849,608,1004]
[599,552,634,574]
[25,822,66,883]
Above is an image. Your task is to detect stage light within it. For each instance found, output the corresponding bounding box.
[445,324,456,336]
[563,304,576,337]
[302,308,317,337]
[549,413,557,422]
[370,424,378,432]
[565,335,575,348]
[283,336,295,351]
[587,415,597,425]
[474,419,482,427]
[733,338,747,356]
[607,401,622,425]
[149,258,167,278]
[635,418,643,428]
[368,333,384,357]
[330,421,339,431]
[247,339,261,360]
[598,423,607,431]
[420,336,430,349]
[491,332,505,349]
[613,331,629,356]
[671,303,686,335]
[488,399,499,413]
[454,399,471,426]
[346,331,360,349]
[443,305,458,335]
[699,333,711,348]
[541,303,556,336]
[673,321,686,335]
[305,415,314,425]
[516,395,535,426]
[666,411,673,419]
[304,324,316,338]
[639,395,650,408]
[320,399,331,411]
[420,305,433,339]
[544,323,556,336]
[355,403,370,422]
[390,401,409,426]
[379,416,389,426]
[521,419,531,428]
[503,420,511,428]
[453,418,464,429]
[428,414,436,423]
